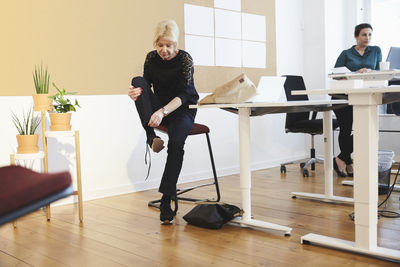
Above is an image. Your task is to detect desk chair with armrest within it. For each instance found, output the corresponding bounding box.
[280,75,339,177]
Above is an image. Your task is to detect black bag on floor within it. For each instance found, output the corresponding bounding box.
[183,202,243,229]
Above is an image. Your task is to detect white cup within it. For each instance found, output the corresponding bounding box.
[379,61,390,71]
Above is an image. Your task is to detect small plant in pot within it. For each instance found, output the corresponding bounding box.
[32,64,52,111]
[12,108,41,154]
[48,83,80,131]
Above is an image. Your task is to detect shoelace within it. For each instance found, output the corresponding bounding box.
[144,143,151,180]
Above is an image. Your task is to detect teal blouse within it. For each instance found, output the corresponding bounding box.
[334,45,382,71]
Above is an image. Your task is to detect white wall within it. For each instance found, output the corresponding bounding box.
[275,0,304,77]
[303,0,327,92]
[0,94,308,203]
[275,0,310,157]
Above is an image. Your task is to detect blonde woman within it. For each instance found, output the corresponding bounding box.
[129,20,199,224]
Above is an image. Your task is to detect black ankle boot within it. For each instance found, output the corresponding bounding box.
[160,195,174,224]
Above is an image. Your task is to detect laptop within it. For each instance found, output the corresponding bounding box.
[387,47,400,81]
[387,46,400,70]
[248,76,286,102]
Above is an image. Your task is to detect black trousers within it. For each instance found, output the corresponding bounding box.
[131,76,195,196]
[333,105,353,165]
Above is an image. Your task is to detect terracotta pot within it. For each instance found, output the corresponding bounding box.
[49,113,72,131]
[33,94,53,111]
[16,134,39,154]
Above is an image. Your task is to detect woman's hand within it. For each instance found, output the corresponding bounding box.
[128,86,142,101]
[356,68,371,73]
[148,109,164,127]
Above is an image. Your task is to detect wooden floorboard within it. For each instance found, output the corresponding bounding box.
[0,164,399,266]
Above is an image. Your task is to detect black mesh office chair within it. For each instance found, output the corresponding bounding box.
[280,75,339,177]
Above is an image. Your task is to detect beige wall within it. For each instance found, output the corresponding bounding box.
[0,0,275,96]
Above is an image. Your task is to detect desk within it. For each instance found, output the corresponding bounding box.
[293,86,400,261]
[190,99,347,236]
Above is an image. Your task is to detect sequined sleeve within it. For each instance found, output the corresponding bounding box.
[143,51,157,85]
[176,51,198,105]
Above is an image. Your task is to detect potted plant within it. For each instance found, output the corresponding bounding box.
[12,108,41,154]
[32,64,52,111]
[48,83,80,131]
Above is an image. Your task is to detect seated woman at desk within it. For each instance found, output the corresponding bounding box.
[332,23,382,177]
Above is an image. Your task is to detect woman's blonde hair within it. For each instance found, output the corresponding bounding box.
[153,20,179,47]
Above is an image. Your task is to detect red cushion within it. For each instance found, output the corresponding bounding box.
[0,165,72,216]
[156,123,210,136]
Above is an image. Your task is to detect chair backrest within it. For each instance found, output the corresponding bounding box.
[282,75,311,130]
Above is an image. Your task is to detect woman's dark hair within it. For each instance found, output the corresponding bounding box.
[354,23,373,37]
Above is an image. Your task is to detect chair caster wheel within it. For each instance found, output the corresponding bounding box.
[285,233,291,237]
[292,195,297,199]
[303,169,309,177]
[300,162,305,168]
[280,165,286,173]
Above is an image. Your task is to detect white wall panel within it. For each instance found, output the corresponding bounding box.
[215,9,241,39]
[185,35,214,66]
[215,38,242,67]
[184,4,214,36]
[242,13,266,42]
[214,0,241,11]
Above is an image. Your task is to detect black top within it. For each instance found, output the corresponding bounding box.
[143,50,199,116]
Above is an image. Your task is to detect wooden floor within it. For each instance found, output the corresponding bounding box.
[1,164,399,266]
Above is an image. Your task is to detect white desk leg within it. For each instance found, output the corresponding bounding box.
[323,110,333,197]
[291,110,353,204]
[230,107,292,236]
[238,107,251,221]
[353,97,379,249]
[302,94,400,262]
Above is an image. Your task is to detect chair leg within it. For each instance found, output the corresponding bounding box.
[148,132,221,211]
[205,132,221,201]
[175,132,220,202]
[311,148,316,171]
[310,135,315,171]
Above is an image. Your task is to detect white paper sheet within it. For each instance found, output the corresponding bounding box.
[184,4,214,36]
[214,0,241,11]
[185,35,215,66]
[215,38,241,67]
[242,41,266,68]
[242,13,266,42]
[215,9,241,39]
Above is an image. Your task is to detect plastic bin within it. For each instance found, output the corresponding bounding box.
[378,150,394,195]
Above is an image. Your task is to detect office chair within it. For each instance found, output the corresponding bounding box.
[148,122,221,214]
[280,75,339,177]
[386,47,400,115]
[0,165,73,226]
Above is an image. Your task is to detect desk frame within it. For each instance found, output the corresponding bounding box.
[290,109,353,204]
[293,86,400,261]
[192,99,347,236]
